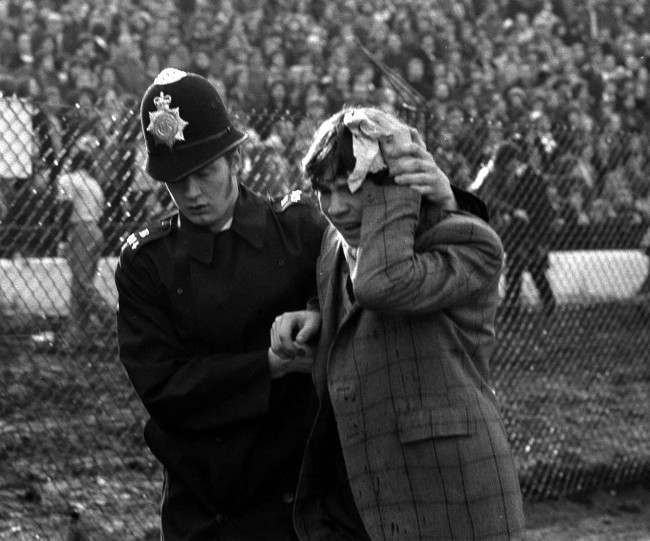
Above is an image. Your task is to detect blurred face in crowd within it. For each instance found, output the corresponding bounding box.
[76,68,97,88]
[276,118,294,146]
[446,71,459,89]
[262,35,281,57]
[462,95,478,117]
[607,114,622,132]
[45,85,62,108]
[270,81,287,104]
[146,53,161,76]
[306,98,326,120]
[270,51,286,70]
[17,33,32,55]
[357,65,374,85]
[40,36,56,55]
[387,33,401,52]
[334,66,351,90]
[515,12,529,30]
[351,79,370,103]
[317,177,363,247]
[166,155,239,232]
[567,109,581,127]
[234,68,249,88]
[340,24,355,45]
[248,48,264,70]
[518,63,534,85]
[39,53,56,73]
[447,107,464,132]
[434,82,450,101]
[421,35,435,56]
[306,33,324,56]
[77,89,94,108]
[101,66,117,87]
[27,77,41,98]
[449,49,462,67]
[406,57,424,81]
[507,91,525,109]
[21,2,37,25]
[194,50,211,72]
[433,63,446,80]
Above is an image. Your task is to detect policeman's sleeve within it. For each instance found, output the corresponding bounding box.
[115,254,272,433]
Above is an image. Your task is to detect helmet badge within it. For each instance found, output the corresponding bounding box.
[147,92,189,148]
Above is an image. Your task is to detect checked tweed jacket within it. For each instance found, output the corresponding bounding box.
[294,183,525,540]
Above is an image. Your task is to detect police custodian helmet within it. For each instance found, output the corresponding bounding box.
[140,68,247,183]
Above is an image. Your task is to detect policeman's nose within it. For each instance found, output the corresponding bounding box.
[181,176,202,198]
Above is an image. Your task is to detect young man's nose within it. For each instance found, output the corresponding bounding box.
[327,192,349,215]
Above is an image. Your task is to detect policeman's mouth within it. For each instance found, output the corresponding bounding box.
[188,204,209,213]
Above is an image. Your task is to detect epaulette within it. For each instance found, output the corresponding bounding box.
[120,211,178,255]
[273,190,311,212]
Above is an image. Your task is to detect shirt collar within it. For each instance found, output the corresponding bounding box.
[178,185,266,263]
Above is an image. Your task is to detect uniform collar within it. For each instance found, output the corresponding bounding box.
[178,185,266,263]
[230,185,266,250]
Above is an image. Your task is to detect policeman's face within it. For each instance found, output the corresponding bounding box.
[166,156,239,232]
[317,177,363,247]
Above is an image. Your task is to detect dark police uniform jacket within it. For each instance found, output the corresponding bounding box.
[115,185,325,516]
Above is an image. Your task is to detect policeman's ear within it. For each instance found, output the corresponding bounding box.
[228,147,242,178]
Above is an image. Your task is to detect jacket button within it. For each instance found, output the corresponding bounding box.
[176,288,183,295]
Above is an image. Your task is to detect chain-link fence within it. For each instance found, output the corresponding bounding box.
[0,97,648,538]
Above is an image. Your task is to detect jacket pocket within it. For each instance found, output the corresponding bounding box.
[397,406,476,443]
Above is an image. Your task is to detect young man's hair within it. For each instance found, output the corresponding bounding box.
[302,107,397,191]
[302,110,356,192]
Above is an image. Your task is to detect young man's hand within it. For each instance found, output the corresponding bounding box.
[381,128,458,210]
[267,346,315,379]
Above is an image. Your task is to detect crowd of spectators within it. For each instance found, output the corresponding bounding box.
[0,0,648,254]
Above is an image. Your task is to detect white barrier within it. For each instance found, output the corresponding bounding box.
[517,250,649,305]
[0,257,118,317]
[0,251,648,316]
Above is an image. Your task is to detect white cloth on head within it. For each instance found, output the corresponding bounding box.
[342,108,411,193]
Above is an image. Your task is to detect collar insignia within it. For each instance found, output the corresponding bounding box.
[147,92,189,148]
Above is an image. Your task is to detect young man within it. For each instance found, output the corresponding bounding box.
[272,108,525,540]
[116,70,468,539]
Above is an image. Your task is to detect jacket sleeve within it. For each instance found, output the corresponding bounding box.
[352,182,504,315]
[115,251,272,434]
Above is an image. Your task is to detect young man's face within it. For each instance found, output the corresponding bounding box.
[166,156,238,232]
[317,177,363,247]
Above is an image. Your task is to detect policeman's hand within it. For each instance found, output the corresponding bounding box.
[270,310,321,359]
[267,346,315,379]
[380,128,457,210]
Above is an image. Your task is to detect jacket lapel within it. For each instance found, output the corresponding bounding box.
[315,227,362,390]
[314,228,342,391]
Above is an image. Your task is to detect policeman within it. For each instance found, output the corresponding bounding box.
[116,68,487,539]
[115,68,325,539]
